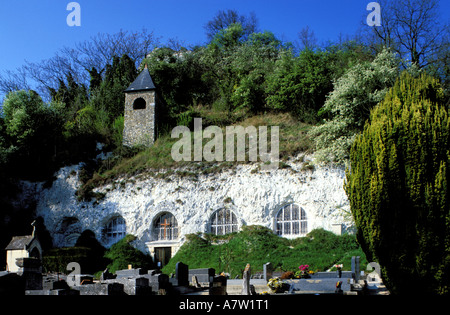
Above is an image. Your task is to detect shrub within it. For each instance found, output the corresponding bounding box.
[42,247,108,275]
[266,49,336,123]
[43,230,108,274]
[345,72,450,295]
[103,235,155,274]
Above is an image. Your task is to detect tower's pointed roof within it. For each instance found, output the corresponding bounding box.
[124,65,156,92]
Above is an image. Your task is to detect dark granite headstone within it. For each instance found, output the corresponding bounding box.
[16,258,43,290]
[144,273,170,294]
[209,275,227,295]
[351,256,360,281]
[170,262,188,287]
[104,277,151,295]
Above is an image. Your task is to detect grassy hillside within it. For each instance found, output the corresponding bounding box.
[77,111,314,201]
[162,225,366,278]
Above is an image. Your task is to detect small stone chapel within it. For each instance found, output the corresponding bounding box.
[5,221,42,273]
[123,64,160,147]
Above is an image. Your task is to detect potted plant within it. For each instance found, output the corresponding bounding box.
[296,264,312,278]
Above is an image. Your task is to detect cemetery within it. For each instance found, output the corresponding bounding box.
[0,255,388,295]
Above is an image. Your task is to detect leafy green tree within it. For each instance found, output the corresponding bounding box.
[2,90,46,145]
[204,9,258,42]
[203,23,246,112]
[88,67,103,92]
[64,105,110,139]
[90,54,137,121]
[1,90,65,178]
[203,25,285,113]
[230,31,283,113]
[266,49,337,123]
[50,73,88,109]
[345,72,450,295]
[143,46,209,123]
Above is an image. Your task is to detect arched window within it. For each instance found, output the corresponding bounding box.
[275,204,307,237]
[104,217,126,245]
[133,97,146,110]
[58,217,81,247]
[209,208,238,235]
[153,213,178,241]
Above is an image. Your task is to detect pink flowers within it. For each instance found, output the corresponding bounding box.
[299,264,309,271]
[296,264,313,278]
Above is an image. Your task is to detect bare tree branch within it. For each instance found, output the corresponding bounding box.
[365,0,449,68]
[0,29,160,101]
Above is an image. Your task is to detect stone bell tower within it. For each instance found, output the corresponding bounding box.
[123,64,157,147]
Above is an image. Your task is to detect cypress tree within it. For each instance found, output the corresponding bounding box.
[345,72,450,295]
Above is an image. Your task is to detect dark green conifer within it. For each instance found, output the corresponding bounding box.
[345,72,450,294]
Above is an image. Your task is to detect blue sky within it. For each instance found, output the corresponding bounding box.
[0,0,449,75]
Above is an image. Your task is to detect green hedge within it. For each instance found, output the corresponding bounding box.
[42,246,108,274]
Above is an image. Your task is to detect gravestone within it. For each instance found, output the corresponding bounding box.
[16,258,43,290]
[189,268,215,286]
[115,267,146,279]
[209,275,227,295]
[170,262,188,287]
[44,279,69,291]
[26,288,80,295]
[100,268,116,280]
[77,282,124,295]
[351,256,360,281]
[105,277,151,295]
[74,274,94,286]
[144,272,170,294]
[192,276,201,288]
[263,262,273,282]
[241,263,251,295]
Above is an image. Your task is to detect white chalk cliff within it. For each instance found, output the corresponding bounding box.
[31,154,354,255]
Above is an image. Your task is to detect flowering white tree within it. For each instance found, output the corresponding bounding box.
[309,48,401,164]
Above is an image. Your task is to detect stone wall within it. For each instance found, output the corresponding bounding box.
[123,90,156,147]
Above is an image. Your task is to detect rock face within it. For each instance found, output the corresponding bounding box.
[33,155,353,256]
